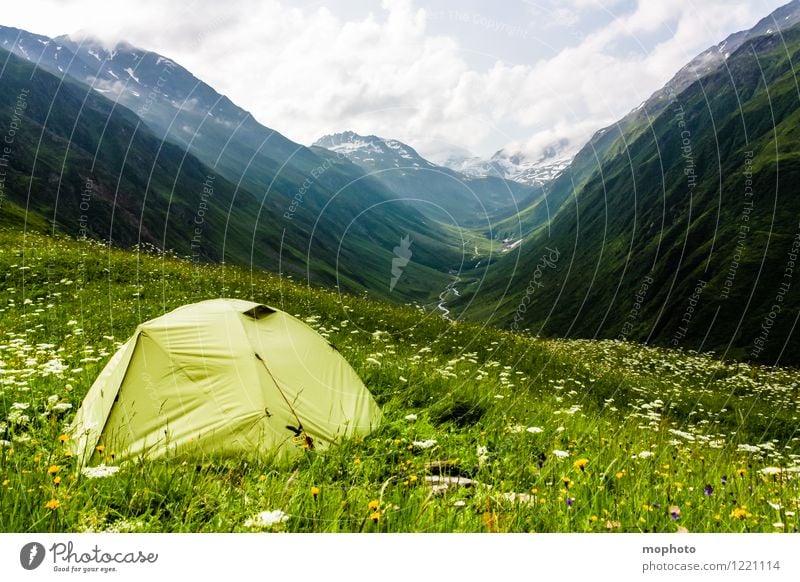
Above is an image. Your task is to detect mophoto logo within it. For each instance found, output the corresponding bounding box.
[20,542,46,570]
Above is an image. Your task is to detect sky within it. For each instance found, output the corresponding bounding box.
[1,0,790,162]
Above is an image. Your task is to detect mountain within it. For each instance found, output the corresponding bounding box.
[460,7,800,365]
[0,45,261,266]
[312,131,538,226]
[462,9,800,364]
[436,147,571,187]
[487,0,800,243]
[0,27,465,302]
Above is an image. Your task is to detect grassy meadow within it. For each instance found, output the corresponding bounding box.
[1,227,799,533]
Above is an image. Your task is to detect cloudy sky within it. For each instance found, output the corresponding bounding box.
[3,0,789,162]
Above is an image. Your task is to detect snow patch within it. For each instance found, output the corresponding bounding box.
[124,67,141,83]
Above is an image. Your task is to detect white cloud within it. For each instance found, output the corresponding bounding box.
[2,0,788,161]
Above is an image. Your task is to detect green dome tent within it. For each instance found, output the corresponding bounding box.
[69,299,381,465]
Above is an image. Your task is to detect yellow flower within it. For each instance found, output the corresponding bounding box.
[53,476,62,486]
[45,498,60,510]
[354,458,361,465]
[562,477,572,488]
[47,465,60,475]
[63,451,73,459]
[370,511,381,523]
[409,475,418,483]
[1,479,8,487]
[368,500,379,511]
[258,474,267,481]
[573,458,589,471]
[58,434,69,444]
[95,444,105,453]
[615,471,626,480]
[731,507,750,520]
[736,468,747,477]
[311,486,320,500]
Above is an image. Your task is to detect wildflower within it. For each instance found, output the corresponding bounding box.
[58,434,69,444]
[371,511,381,523]
[409,475,418,483]
[638,451,654,458]
[354,458,361,465]
[773,522,785,529]
[53,476,62,486]
[368,500,379,511]
[562,477,572,489]
[453,500,466,508]
[311,486,320,500]
[404,413,417,421]
[477,445,489,465]
[526,427,543,434]
[80,465,120,479]
[95,444,105,453]
[721,475,728,485]
[45,498,60,510]
[244,510,289,528]
[47,465,60,475]
[573,458,589,472]
[703,484,713,496]
[552,449,569,459]
[615,471,626,480]
[731,507,750,520]
[412,439,437,449]
[736,468,747,477]
[669,505,681,520]
[566,497,575,507]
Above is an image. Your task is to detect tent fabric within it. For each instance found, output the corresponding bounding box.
[69,299,382,465]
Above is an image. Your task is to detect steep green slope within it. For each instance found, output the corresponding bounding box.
[463,26,800,365]
[0,46,259,266]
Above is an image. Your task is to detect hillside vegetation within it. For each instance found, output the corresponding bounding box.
[464,24,800,365]
[1,228,798,532]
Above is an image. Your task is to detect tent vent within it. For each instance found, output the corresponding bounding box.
[242,304,275,319]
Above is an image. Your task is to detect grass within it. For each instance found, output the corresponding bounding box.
[0,227,799,533]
